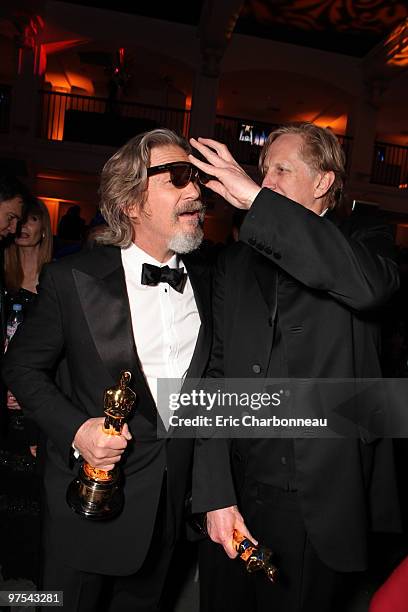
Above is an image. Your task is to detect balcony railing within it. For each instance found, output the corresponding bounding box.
[215,114,353,170]
[34,91,408,191]
[0,84,12,133]
[38,90,191,145]
[371,141,408,189]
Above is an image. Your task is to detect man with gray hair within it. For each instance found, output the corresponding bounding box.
[3,128,212,611]
[190,123,401,612]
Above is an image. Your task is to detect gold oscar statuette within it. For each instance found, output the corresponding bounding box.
[187,509,279,584]
[66,371,136,520]
[232,529,279,583]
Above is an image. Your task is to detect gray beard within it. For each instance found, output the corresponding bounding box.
[168,226,204,254]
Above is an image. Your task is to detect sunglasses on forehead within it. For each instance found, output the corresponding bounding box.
[147,162,211,188]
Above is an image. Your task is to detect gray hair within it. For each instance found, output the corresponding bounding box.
[259,123,346,209]
[96,128,191,247]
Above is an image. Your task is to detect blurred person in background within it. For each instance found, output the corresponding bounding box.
[57,204,85,241]
[5,197,53,309]
[0,174,25,352]
[0,175,24,242]
[0,176,39,587]
[4,197,53,455]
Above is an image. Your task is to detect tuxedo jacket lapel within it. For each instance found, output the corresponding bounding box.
[72,246,158,428]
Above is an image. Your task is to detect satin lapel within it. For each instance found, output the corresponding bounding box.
[252,250,278,319]
[183,256,211,380]
[72,251,157,427]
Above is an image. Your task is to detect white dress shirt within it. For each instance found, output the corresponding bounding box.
[121,243,201,404]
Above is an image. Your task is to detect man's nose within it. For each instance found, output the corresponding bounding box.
[261,173,276,190]
[184,179,200,199]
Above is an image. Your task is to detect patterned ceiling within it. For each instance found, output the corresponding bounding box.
[59,0,408,57]
[237,0,408,56]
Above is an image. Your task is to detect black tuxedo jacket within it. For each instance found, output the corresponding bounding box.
[193,189,401,572]
[2,244,212,575]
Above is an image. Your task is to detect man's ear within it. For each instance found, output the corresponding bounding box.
[314,171,335,199]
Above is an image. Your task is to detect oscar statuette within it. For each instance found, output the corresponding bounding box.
[232,529,278,583]
[66,371,136,520]
[187,508,279,583]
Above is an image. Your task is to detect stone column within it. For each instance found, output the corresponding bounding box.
[10,13,45,140]
[189,47,222,139]
[347,79,386,184]
[189,0,243,138]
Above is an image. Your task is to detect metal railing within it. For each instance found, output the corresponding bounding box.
[35,92,407,191]
[0,84,12,133]
[38,90,191,144]
[215,114,353,170]
[371,141,408,188]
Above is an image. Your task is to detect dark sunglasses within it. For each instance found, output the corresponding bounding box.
[147,162,211,188]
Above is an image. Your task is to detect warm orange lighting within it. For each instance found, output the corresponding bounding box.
[39,198,60,234]
[385,18,408,67]
[37,174,69,182]
[39,197,79,203]
[44,39,88,56]
[39,197,81,233]
[45,71,71,90]
[65,72,94,95]
[44,69,97,140]
[313,115,347,134]
[41,77,69,140]
[182,96,192,137]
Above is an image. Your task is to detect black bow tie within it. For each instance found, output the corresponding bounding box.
[141,263,187,293]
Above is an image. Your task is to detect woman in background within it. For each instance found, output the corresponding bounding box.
[5,197,53,433]
[0,197,53,587]
[4,197,53,453]
[5,196,53,308]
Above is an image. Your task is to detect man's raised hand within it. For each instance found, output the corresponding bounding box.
[189,137,261,209]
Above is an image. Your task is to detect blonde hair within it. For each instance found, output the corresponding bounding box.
[5,198,53,292]
[97,128,191,247]
[259,122,345,209]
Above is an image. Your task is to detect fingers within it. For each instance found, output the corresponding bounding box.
[73,417,130,468]
[98,433,128,450]
[189,145,261,209]
[206,506,259,559]
[98,463,115,471]
[121,423,132,441]
[7,391,20,409]
[89,433,127,466]
[233,512,258,546]
[190,137,235,163]
[241,526,258,546]
[188,153,222,177]
[189,139,232,170]
[83,450,123,470]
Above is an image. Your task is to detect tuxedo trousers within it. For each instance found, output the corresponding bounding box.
[41,479,174,612]
[199,480,357,612]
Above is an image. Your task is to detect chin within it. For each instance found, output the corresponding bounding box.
[168,228,204,254]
